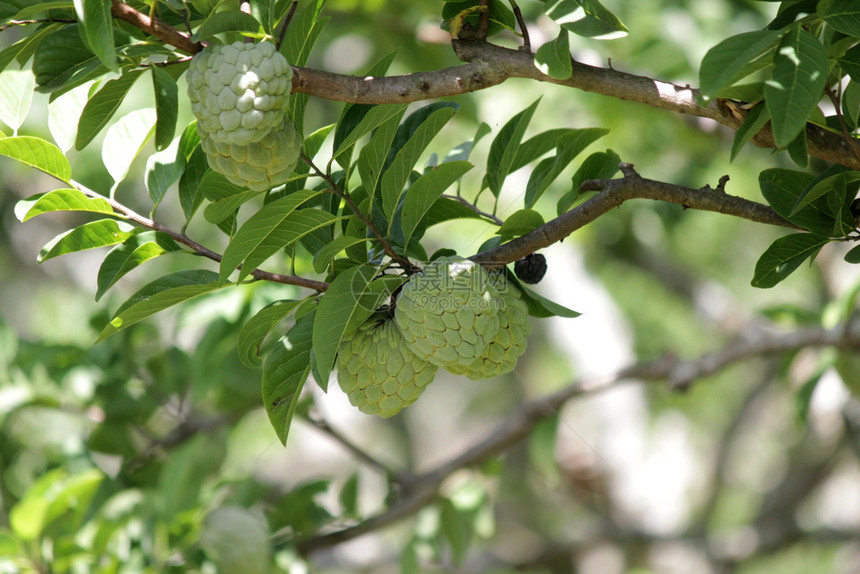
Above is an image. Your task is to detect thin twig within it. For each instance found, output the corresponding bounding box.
[276,1,299,51]
[509,0,530,51]
[301,153,418,272]
[442,193,503,225]
[74,181,329,292]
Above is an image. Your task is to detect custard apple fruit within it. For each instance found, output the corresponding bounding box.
[199,119,301,191]
[446,279,530,379]
[199,506,271,574]
[187,41,292,145]
[336,317,438,417]
[394,256,501,370]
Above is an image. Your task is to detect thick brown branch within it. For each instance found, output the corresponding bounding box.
[473,165,800,267]
[297,320,860,555]
[110,0,201,54]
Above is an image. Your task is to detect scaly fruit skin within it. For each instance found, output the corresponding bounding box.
[199,120,301,191]
[199,506,271,574]
[394,256,501,369]
[337,318,438,417]
[187,41,292,145]
[446,280,531,379]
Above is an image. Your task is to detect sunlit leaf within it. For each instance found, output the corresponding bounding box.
[38,219,137,262]
[751,233,830,288]
[15,188,113,222]
[0,67,34,132]
[102,108,157,185]
[0,136,72,183]
[96,231,184,301]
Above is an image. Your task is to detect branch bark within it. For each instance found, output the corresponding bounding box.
[296,320,860,555]
[471,164,800,267]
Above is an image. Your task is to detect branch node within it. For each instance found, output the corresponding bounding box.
[619,163,639,178]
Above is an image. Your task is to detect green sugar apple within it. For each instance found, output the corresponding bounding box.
[446,279,531,379]
[187,41,292,145]
[336,317,438,417]
[199,506,271,574]
[199,119,301,191]
[394,256,501,370]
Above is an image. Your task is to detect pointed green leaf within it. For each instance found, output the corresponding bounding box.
[380,103,459,217]
[15,188,113,222]
[791,171,860,216]
[312,262,390,384]
[238,299,305,368]
[151,67,178,151]
[486,98,540,197]
[96,231,183,301]
[333,103,409,162]
[699,31,782,99]
[731,102,770,161]
[73,0,117,72]
[400,161,473,244]
[752,233,829,288]
[178,145,209,221]
[192,10,262,42]
[524,128,608,208]
[146,146,186,210]
[102,108,157,184]
[98,269,224,341]
[764,28,828,147]
[313,236,370,273]
[32,25,98,93]
[38,219,137,262]
[263,310,315,445]
[544,0,627,40]
[496,209,545,240]
[845,244,860,263]
[48,84,88,152]
[820,0,860,37]
[0,67,34,132]
[0,136,71,183]
[759,168,836,236]
[558,149,621,214]
[219,190,326,283]
[357,108,405,196]
[535,30,572,79]
[200,170,261,224]
[75,69,144,150]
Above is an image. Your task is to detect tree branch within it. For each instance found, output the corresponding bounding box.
[472,164,800,267]
[110,0,201,55]
[296,321,860,555]
[75,182,329,292]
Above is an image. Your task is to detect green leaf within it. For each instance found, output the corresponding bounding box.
[440,482,486,565]
[238,299,304,368]
[0,24,61,76]
[380,102,459,217]
[48,83,88,152]
[151,67,178,152]
[178,145,209,222]
[146,146,186,210]
[423,197,483,228]
[506,270,581,318]
[200,170,261,224]
[0,67,34,132]
[759,168,837,236]
[534,30,572,79]
[192,10,262,41]
[262,310,315,445]
[400,161,473,245]
[38,219,137,262]
[312,263,391,385]
[32,25,97,92]
[558,149,621,214]
[791,171,860,216]
[219,190,327,283]
[313,236,370,273]
[751,233,830,288]
[509,128,578,173]
[731,102,770,161]
[98,269,225,341]
[544,0,627,40]
[764,27,829,147]
[496,209,545,240]
[524,128,608,208]
[15,188,113,222]
[0,135,71,183]
[845,244,860,263]
[699,30,782,99]
[357,108,405,197]
[486,98,540,197]
[839,44,860,84]
[333,103,409,162]
[96,231,183,301]
[102,108,157,185]
[73,0,117,72]
[820,0,860,36]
